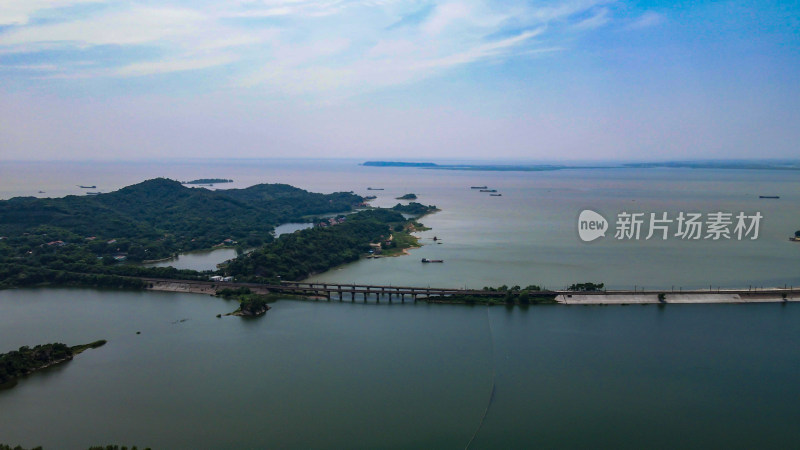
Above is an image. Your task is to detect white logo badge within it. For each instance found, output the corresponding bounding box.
[578,210,608,242]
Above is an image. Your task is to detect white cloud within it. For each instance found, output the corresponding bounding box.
[572,7,609,31]
[422,2,473,35]
[627,11,665,30]
[116,55,238,77]
[420,28,544,69]
[0,0,614,87]
[0,63,59,70]
[0,0,102,26]
[0,7,206,47]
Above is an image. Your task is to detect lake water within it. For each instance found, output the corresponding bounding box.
[141,223,312,271]
[2,159,797,289]
[0,288,798,449]
[1,160,799,448]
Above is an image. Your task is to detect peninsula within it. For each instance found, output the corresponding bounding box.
[0,340,106,389]
[0,178,365,289]
[0,178,439,295]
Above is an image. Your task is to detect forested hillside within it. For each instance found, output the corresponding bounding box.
[0,179,363,288]
[0,178,362,261]
[226,209,407,281]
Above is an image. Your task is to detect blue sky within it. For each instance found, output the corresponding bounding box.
[0,0,798,161]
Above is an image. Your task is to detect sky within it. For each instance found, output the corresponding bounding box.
[0,0,798,161]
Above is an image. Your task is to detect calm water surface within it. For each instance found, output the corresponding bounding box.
[1,160,799,448]
[141,223,313,271]
[3,159,798,288]
[0,289,798,449]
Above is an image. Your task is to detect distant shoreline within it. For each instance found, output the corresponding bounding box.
[363,160,800,172]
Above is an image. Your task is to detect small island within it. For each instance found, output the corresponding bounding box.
[363,161,438,168]
[396,193,417,200]
[391,202,438,215]
[0,340,106,389]
[182,178,233,185]
[217,288,272,316]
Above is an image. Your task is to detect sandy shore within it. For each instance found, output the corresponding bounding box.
[144,280,271,296]
[145,281,217,295]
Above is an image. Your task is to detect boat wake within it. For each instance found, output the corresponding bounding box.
[464,307,497,450]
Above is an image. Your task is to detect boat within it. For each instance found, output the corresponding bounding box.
[421,258,444,263]
[480,189,497,193]
[38,191,46,194]
[85,191,101,195]
[759,195,780,199]
[490,193,502,196]
[78,185,96,189]
[470,186,487,189]
[367,187,385,190]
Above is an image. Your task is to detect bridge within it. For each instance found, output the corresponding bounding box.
[275,280,516,301]
[141,278,545,302]
[140,278,800,304]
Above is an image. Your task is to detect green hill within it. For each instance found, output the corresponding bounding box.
[0,179,364,288]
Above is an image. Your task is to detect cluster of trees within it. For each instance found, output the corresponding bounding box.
[87,446,151,450]
[428,285,556,306]
[216,288,270,316]
[568,282,605,291]
[0,178,364,288]
[0,343,73,385]
[391,202,438,215]
[217,287,253,299]
[182,178,232,184]
[0,446,149,450]
[482,284,543,292]
[0,264,147,290]
[237,296,270,316]
[225,209,407,282]
[395,193,418,200]
[483,285,553,305]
